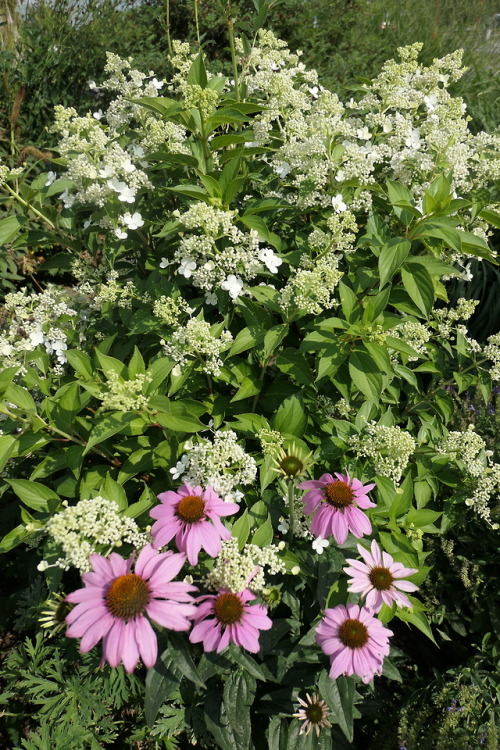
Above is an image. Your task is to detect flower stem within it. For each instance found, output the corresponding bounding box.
[3,183,56,228]
[287,478,295,544]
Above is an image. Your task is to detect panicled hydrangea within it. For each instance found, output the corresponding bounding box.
[257,428,285,456]
[80,271,138,310]
[463,463,500,528]
[99,371,151,412]
[438,426,488,478]
[42,496,149,572]
[316,396,352,419]
[433,298,480,339]
[352,422,416,483]
[177,430,257,502]
[161,318,233,376]
[484,333,500,382]
[152,295,193,326]
[171,204,276,297]
[1,287,80,373]
[204,538,286,594]
[391,320,431,360]
[280,254,343,315]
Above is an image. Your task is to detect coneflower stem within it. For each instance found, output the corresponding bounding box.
[287,478,295,544]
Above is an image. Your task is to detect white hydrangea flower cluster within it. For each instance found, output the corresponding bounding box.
[52,105,152,210]
[161,318,233,376]
[392,319,431,360]
[204,537,286,594]
[438,426,488,478]
[463,464,500,528]
[43,496,149,571]
[257,428,285,457]
[316,395,352,419]
[80,271,138,310]
[352,421,416,483]
[280,251,343,315]
[237,29,320,148]
[171,204,280,299]
[433,298,479,338]
[98,371,151,412]
[0,287,80,373]
[238,40,499,258]
[177,430,257,502]
[483,333,500,382]
[152,295,193,326]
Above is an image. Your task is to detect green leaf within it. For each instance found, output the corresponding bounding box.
[4,383,37,413]
[145,650,182,726]
[318,672,355,742]
[5,479,61,512]
[251,515,273,547]
[401,263,434,317]
[227,647,269,681]
[276,349,315,386]
[146,357,175,394]
[83,412,138,455]
[65,349,94,379]
[103,474,128,511]
[0,524,29,554]
[222,671,256,750]
[167,632,206,689]
[349,349,383,401]
[187,53,208,88]
[382,657,402,682]
[232,510,251,549]
[150,397,205,432]
[0,214,25,244]
[273,393,307,437]
[378,238,411,288]
[0,435,16,472]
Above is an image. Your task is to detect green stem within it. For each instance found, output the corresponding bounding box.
[165,0,173,56]
[287,479,295,544]
[3,183,56,228]
[227,13,240,102]
[194,0,201,48]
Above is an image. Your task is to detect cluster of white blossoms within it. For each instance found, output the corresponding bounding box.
[98,371,151,412]
[462,464,500,528]
[176,430,257,502]
[42,496,149,571]
[204,538,286,594]
[391,320,432,360]
[483,333,500,382]
[170,203,283,301]
[352,421,416,483]
[432,298,480,339]
[315,395,352,420]
[161,318,233,377]
[79,271,139,310]
[0,287,80,373]
[50,51,190,236]
[257,428,285,457]
[438,425,489,478]
[152,295,193,326]
[280,253,343,315]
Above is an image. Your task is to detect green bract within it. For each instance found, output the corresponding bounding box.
[1,30,499,749]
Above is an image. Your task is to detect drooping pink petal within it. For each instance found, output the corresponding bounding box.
[134,615,158,668]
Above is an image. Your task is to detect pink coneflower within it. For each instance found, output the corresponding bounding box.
[316,603,393,683]
[150,484,239,566]
[298,472,376,545]
[189,588,272,653]
[65,544,197,673]
[293,693,332,737]
[344,539,419,612]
